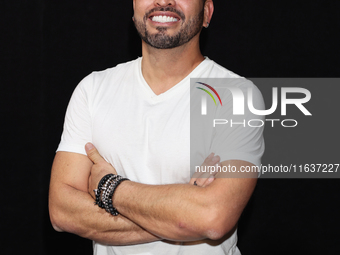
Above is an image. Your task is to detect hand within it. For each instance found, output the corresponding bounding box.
[85,143,117,199]
[189,153,220,187]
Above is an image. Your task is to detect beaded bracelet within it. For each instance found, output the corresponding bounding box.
[93,173,129,216]
[106,177,129,216]
[101,175,115,208]
[94,174,114,208]
[104,176,120,214]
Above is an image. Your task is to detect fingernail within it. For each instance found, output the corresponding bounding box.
[212,155,219,163]
[85,142,94,151]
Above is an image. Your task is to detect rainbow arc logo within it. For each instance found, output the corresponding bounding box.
[196,82,222,115]
[196,82,223,106]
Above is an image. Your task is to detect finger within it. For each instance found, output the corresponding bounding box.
[194,172,212,186]
[209,162,221,176]
[199,155,220,175]
[189,171,202,185]
[189,170,209,185]
[202,153,220,167]
[190,153,221,185]
[191,173,215,187]
[201,153,214,165]
[85,143,105,164]
[202,175,215,187]
[191,162,220,186]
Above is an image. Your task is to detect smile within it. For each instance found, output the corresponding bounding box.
[151,15,179,23]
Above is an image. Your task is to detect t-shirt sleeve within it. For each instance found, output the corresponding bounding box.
[210,79,265,167]
[56,73,94,155]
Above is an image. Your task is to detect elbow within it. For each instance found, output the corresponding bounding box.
[49,202,65,232]
[200,207,238,240]
[176,202,238,241]
[49,214,63,233]
[48,195,72,234]
[48,189,95,238]
[203,223,233,241]
[51,220,64,233]
[48,199,95,239]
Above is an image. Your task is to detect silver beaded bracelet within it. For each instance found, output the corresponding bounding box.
[94,174,129,216]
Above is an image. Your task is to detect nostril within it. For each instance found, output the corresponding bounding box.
[156,1,175,7]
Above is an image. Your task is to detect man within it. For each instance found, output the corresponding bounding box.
[49,0,265,254]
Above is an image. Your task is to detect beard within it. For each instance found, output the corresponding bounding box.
[133,7,204,49]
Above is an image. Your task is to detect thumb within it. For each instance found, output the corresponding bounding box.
[85,142,104,164]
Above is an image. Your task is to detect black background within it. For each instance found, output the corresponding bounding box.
[2,1,339,254]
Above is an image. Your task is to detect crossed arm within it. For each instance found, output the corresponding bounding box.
[49,151,161,246]
[49,144,257,245]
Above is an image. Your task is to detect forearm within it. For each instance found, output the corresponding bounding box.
[111,162,257,242]
[84,145,255,243]
[49,182,161,246]
[112,181,216,241]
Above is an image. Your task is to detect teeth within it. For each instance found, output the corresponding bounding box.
[152,15,178,23]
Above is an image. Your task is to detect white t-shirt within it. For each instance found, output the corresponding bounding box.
[57,57,264,255]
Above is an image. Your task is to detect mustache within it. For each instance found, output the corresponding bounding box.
[144,7,185,22]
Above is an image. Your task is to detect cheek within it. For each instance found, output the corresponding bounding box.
[134,1,152,18]
[133,3,143,20]
[179,0,203,11]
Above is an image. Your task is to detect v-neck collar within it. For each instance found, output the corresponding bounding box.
[137,57,209,103]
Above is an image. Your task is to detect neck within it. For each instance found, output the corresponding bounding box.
[141,36,204,95]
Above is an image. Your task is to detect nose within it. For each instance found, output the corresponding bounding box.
[154,0,176,7]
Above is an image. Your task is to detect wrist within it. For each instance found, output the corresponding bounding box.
[93,173,130,216]
[112,179,131,213]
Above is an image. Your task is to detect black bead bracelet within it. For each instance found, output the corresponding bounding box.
[107,177,129,216]
[94,173,114,208]
[93,173,129,216]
